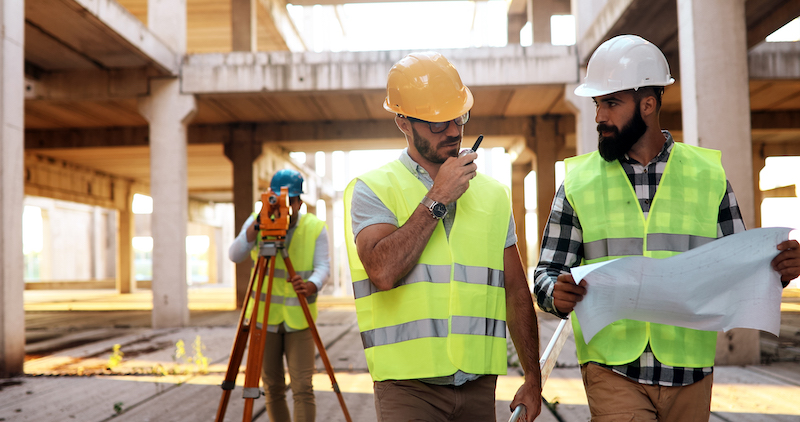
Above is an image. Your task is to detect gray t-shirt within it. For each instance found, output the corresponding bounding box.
[349,149,517,386]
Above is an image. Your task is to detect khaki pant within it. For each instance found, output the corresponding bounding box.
[261,328,316,422]
[581,363,713,422]
[373,375,498,422]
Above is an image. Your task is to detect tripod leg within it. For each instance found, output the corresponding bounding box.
[215,256,267,422]
[281,251,353,422]
[241,255,277,422]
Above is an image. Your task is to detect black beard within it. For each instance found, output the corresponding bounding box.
[412,126,460,164]
[597,105,648,162]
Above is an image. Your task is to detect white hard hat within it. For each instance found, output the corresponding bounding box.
[574,35,675,97]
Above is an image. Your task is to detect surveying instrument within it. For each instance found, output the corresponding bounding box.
[215,187,352,422]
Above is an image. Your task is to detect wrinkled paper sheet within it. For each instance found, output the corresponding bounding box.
[571,227,793,343]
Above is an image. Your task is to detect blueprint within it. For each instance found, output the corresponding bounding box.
[571,227,794,343]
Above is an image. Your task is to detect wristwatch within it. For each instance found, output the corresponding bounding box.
[421,196,447,220]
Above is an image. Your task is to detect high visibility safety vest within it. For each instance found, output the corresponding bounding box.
[344,160,511,382]
[244,213,325,330]
[564,142,726,367]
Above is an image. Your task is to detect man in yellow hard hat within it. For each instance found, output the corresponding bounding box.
[343,52,543,422]
[534,34,800,421]
[229,169,329,422]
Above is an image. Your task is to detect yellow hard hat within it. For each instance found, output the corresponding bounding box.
[383,52,474,123]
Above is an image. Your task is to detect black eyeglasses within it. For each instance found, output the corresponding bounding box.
[402,112,470,134]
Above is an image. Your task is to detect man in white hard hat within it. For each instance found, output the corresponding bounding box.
[533,34,800,421]
[343,52,542,421]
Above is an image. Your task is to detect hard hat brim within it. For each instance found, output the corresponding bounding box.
[574,78,675,98]
[383,88,474,123]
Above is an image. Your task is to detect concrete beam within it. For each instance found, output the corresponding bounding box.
[749,42,800,79]
[25,126,149,149]
[746,0,800,49]
[34,0,179,74]
[181,46,579,94]
[24,153,137,210]
[25,68,151,101]
[576,0,635,63]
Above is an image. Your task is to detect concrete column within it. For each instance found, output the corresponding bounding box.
[532,116,562,258]
[92,208,103,280]
[565,70,597,155]
[532,0,552,44]
[325,198,336,294]
[0,0,25,377]
[224,125,261,307]
[752,146,766,228]
[511,162,530,272]
[117,185,135,294]
[138,79,196,328]
[678,0,758,365]
[508,14,527,45]
[678,0,754,228]
[148,0,187,53]
[232,0,256,51]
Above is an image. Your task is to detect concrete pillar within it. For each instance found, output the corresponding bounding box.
[532,116,562,258]
[508,14,527,45]
[0,0,25,377]
[148,0,187,53]
[325,198,336,294]
[92,208,103,280]
[752,146,766,228]
[117,185,135,294]
[224,125,261,307]
[138,79,196,328]
[678,0,754,227]
[532,0,552,44]
[678,0,758,365]
[511,162,530,272]
[565,70,597,155]
[232,0,256,51]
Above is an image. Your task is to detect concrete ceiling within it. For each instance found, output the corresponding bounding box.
[22,0,800,204]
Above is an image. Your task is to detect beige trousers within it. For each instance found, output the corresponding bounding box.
[261,327,316,422]
[581,363,713,422]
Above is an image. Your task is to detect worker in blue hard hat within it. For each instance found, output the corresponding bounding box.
[228,168,329,422]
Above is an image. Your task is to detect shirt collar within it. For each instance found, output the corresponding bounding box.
[399,148,431,180]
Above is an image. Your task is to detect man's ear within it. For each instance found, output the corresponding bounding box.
[640,94,657,118]
[395,115,412,137]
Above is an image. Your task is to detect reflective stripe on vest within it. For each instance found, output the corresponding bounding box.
[344,159,511,381]
[564,143,726,367]
[244,213,325,330]
[584,234,717,260]
[352,263,503,300]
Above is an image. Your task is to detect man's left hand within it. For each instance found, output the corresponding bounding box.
[510,378,542,422]
[289,275,318,297]
[773,239,800,285]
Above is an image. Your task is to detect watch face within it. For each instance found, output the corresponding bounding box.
[431,202,447,219]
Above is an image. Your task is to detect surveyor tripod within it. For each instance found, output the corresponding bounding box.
[215,188,352,422]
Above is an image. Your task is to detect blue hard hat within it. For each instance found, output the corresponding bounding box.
[270,169,304,197]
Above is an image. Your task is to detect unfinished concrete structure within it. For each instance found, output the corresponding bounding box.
[1,0,799,376]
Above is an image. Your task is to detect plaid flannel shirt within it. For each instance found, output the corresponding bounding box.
[533,131,746,386]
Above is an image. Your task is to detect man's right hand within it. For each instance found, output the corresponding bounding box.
[552,273,587,314]
[427,151,478,204]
